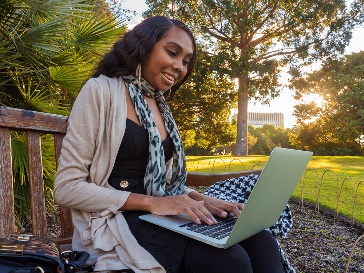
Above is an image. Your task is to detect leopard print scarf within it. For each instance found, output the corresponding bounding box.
[122,75,186,196]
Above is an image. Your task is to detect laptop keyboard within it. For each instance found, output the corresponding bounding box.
[178,216,237,240]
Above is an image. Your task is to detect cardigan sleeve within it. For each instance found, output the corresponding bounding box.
[54,78,129,214]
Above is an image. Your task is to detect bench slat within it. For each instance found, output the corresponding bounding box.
[0,106,67,133]
[59,207,73,239]
[27,130,47,236]
[54,133,74,239]
[54,133,65,166]
[0,127,16,237]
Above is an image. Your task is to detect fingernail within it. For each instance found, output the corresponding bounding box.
[221,211,227,217]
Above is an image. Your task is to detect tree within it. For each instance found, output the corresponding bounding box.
[144,0,364,155]
[0,0,125,226]
[248,124,292,155]
[290,51,364,155]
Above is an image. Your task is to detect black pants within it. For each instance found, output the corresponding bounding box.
[180,230,285,273]
[125,211,285,273]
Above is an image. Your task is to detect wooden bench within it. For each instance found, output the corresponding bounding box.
[0,106,261,245]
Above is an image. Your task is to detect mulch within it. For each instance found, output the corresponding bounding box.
[279,200,364,273]
[24,200,364,273]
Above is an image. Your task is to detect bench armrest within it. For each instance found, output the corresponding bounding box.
[186,170,262,187]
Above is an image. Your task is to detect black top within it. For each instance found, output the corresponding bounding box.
[108,118,173,193]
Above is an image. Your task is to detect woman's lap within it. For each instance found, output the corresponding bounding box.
[123,210,190,273]
[181,238,253,273]
[181,230,284,273]
[123,212,284,273]
[239,230,285,273]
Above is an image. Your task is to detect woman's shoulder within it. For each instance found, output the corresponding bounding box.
[85,75,125,90]
[80,75,126,99]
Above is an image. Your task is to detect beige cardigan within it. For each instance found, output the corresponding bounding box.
[54,75,193,272]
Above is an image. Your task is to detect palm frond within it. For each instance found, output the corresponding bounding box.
[72,13,125,53]
[10,71,69,114]
[26,0,94,22]
[49,64,95,97]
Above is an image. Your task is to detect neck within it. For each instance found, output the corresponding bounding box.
[123,75,164,99]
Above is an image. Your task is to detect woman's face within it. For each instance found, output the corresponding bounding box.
[141,26,194,91]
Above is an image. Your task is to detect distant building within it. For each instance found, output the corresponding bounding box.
[248,112,284,128]
[232,112,285,128]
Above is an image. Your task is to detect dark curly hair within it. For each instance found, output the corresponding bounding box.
[92,16,196,100]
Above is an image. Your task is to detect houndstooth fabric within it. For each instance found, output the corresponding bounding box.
[203,174,296,273]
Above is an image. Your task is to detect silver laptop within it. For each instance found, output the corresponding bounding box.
[140,147,313,248]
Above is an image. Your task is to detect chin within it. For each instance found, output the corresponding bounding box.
[149,82,168,92]
[158,84,172,92]
[161,87,171,92]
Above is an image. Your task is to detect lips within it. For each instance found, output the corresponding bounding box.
[162,72,176,84]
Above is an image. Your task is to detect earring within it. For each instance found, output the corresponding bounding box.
[165,88,172,100]
[136,64,142,81]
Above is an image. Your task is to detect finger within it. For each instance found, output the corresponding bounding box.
[203,202,228,218]
[229,201,245,211]
[189,207,216,225]
[182,203,217,225]
[179,206,214,225]
[192,200,218,224]
[227,204,243,217]
[216,202,243,217]
[182,196,217,222]
[183,208,202,224]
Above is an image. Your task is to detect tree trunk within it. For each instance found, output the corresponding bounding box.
[234,74,249,156]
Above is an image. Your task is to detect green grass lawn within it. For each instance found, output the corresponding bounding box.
[186,155,364,224]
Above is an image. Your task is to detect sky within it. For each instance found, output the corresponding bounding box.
[121,0,364,128]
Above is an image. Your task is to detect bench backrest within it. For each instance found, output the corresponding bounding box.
[0,106,71,239]
[0,106,261,242]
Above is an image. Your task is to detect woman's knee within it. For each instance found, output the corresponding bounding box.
[241,230,277,247]
[182,241,253,273]
[239,230,284,273]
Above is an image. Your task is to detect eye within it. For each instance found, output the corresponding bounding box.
[182,59,190,66]
[166,49,177,56]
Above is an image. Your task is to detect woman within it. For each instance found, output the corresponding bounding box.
[54,16,286,273]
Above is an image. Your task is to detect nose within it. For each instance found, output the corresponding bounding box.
[172,58,183,72]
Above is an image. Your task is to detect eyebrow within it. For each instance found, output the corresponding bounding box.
[166,42,194,58]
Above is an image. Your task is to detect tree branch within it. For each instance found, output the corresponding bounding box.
[246,1,279,47]
[200,1,240,47]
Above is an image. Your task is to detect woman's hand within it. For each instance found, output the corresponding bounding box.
[148,194,217,225]
[188,191,244,218]
[122,192,242,225]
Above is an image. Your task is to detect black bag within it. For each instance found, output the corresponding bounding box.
[0,234,90,273]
